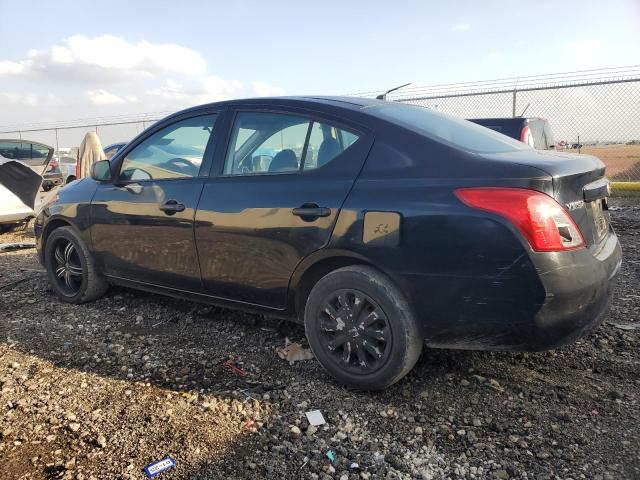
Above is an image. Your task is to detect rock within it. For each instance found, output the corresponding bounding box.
[96,435,107,448]
[68,423,81,432]
[487,378,503,391]
[414,426,423,435]
[65,457,76,471]
[472,418,482,427]
[290,425,302,437]
[306,425,318,436]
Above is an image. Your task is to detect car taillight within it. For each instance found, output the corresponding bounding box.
[520,125,534,147]
[455,188,585,252]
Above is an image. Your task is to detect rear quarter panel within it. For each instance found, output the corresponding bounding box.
[326,130,553,348]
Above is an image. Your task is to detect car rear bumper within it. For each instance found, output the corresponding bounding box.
[405,230,622,352]
[522,230,621,350]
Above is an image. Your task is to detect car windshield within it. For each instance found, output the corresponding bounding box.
[371,103,530,153]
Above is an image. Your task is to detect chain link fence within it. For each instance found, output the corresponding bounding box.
[0,112,168,155]
[1,67,639,193]
[387,70,640,194]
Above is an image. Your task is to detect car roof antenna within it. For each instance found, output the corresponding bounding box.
[519,103,531,117]
[376,83,411,101]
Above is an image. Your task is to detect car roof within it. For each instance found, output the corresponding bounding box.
[173,96,385,116]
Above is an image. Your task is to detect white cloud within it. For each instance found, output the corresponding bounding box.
[26,35,207,77]
[0,61,25,75]
[0,34,285,117]
[484,53,504,64]
[147,80,188,101]
[451,23,470,32]
[200,75,243,101]
[252,81,286,97]
[85,89,138,105]
[0,92,38,106]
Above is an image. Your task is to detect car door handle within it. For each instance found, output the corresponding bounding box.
[159,199,185,214]
[292,204,331,220]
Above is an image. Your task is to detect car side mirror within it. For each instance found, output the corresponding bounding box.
[91,160,113,181]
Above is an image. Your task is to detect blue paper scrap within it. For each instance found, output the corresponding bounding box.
[144,456,176,478]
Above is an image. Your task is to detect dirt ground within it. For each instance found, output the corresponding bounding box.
[0,199,638,480]
[565,144,640,181]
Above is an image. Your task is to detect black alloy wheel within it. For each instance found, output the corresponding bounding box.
[50,237,84,296]
[317,288,393,375]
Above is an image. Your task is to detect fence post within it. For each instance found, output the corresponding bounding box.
[512,90,517,117]
[55,128,59,153]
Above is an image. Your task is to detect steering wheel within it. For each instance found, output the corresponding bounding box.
[165,157,198,175]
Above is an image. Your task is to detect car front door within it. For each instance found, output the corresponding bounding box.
[194,108,373,308]
[90,111,219,291]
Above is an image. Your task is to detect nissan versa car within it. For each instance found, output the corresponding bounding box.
[35,97,621,390]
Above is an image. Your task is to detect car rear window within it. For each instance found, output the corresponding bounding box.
[371,103,530,153]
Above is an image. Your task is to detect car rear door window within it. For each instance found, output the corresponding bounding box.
[223,112,362,175]
[223,112,310,175]
[119,114,216,181]
[302,122,360,171]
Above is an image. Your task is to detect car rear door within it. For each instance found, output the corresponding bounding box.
[89,110,220,291]
[194,107,373,308]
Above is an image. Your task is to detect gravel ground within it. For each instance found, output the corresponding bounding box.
[0,199,638,480]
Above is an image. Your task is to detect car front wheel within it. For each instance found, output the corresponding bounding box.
[44,226,108,303]
[304,265,423,390]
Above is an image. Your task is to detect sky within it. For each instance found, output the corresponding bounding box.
[1,0,639,131]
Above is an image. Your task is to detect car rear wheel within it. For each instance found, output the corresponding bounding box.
[44,226,108,303]
[304,265,423,390]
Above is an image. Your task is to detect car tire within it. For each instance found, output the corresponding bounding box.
[44,226,108,304]
[304,265,423,390]
[42,184,52,192]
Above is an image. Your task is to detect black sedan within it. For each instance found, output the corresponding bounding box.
[35,97,621,390]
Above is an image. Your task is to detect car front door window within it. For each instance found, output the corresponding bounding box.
[119,115,217,181]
